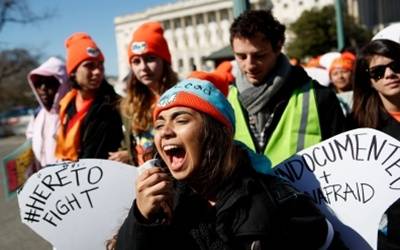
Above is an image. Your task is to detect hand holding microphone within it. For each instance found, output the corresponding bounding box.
[136,158,173,224]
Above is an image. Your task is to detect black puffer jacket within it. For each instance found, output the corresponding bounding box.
[64,80,123,159]
[115,163,346,250]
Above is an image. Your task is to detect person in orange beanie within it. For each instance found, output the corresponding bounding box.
[328,53,356,116]
[114,77,342,250]
[329,54,355,93]
[55,32,123,161]
[127,21,171,64]
[64,32,104,76]
[108,22,178,166]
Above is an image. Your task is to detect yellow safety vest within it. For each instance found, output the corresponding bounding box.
[228,81,321,167]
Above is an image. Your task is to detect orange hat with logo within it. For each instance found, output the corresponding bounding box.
[153,78,235,132]
[65,32,104,76]
[128,21,171,64]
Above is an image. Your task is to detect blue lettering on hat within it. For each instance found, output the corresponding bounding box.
[183,82,211,96]
[86,47,100,57]
[131,42,147,54]
[159,79,236,129]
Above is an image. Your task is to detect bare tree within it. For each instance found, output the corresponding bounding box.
[0,0,52,32]
[0,1,53,111]
[0,49,39,111]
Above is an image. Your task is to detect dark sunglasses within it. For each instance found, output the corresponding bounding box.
[33,76,59,89]
[368,60,400,81]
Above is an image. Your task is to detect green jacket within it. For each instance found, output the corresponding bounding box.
[228,66,347,167]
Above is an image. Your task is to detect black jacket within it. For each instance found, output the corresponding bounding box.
[65,80,123,159]
[115,163,345,250]
[375,113,400,250]
[379,112,400,142]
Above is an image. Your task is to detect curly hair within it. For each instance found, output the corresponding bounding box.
[230,9,286,51]
[352,39,400,128]
[119,61,178,133]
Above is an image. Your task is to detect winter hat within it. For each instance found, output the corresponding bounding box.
[128,21,171,64]
[372,23,400,44]
[188,71,229,96]
[28,57,70,112]
[329,55,355,75]
[29,57,68,86]
[153,78,235,132]
[65,32,104,76]
[214,61,234,85]
[319,52,341,70]
[341,51,356,61]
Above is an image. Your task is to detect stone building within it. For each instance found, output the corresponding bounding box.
[115,0,396,80]
[115,0,272,80]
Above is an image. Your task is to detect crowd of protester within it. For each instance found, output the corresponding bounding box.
[24,8,400,250]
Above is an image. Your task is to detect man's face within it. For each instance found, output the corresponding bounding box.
[33,75,60,110]
[232,33,281,86]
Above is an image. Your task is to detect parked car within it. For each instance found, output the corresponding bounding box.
[0,107,35,137]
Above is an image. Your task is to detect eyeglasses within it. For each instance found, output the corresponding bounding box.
[368,60,400,81]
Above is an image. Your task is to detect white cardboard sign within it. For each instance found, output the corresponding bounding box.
[274,128,400,249]
[17,159,138,250]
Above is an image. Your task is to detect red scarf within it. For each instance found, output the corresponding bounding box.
[389,111,400,123]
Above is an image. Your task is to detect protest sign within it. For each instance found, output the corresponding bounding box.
[17,159,138,250]
[1,139,37,199]
[274,128,400,249]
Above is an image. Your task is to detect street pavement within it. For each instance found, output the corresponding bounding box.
[0,135,51,250]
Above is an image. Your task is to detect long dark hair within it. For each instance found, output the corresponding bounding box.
[185,113,245,198]
[352,39,400,128]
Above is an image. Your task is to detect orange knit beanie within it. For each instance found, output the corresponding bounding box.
[65,32,104,76]
[153,78,235,132]
[329,55,355,75]
[128,21,171,64]
[188,71,229,97]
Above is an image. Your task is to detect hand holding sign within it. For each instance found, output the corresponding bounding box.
[17,159,138,250]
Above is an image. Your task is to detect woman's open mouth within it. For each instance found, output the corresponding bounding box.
[163,144,186,171]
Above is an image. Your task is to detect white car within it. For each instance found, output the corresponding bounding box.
[0,107,35,137]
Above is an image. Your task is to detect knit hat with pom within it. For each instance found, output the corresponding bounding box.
[153,78,235,132]
[188,71,230,96]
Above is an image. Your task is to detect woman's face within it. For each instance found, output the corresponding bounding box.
[330,68,352,92]
[369,55,400,99]
[154,107,203,181]
[74,60,104,92]
[130,54,164,92]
